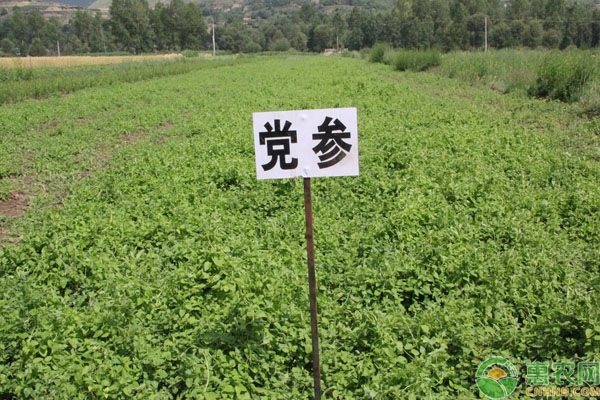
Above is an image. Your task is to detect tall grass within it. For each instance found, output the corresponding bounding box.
[0,58,242,105]
[529,52,598,103]
[434,49,600,106]
[435,50,545,93]
[369,43,390,64]
[368,47,441,71]
[393,49,441,72]
[0,54,185,68]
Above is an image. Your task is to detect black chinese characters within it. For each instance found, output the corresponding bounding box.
[259,119,298,171]
[259,116,352,171]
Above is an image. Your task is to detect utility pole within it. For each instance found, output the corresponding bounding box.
[57,40,60,57]
[484,16,488,53]
[212,23,216,57]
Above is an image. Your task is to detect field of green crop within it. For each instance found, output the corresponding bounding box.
[1,54,599,399]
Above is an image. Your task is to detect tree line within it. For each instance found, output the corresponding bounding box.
[1,0,599,56]
[0,0,207,56]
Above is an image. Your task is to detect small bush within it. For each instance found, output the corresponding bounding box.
[529,52,597,103]
[382,48,397,66]
[505,69,536,94]
[269,38,291,52]
[181,50,199,58]
[369,43,389,63]
[394,49,441,72]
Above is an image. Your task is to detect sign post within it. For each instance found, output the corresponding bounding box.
[253,108,359,399]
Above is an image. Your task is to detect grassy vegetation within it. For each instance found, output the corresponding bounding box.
[0,56,243,105]
[529,51,598,103]
[0,54,185,69]
[436,49,600,114]
[392,49,441,72]
[369,46,441,72]
[0,55,599,399]
[370,48,600,115]
[368,43,390,64]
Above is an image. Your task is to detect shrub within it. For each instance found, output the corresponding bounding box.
[269,38,291,52]
[181,50,199,58]
[382,47,397,66]
[369,43,389,64]
[505,69,536,94]
[393,49,441,72]
[529,52,597,102]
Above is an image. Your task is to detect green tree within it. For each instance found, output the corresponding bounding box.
[542,28,561,48]
[489,21,512,48]
[71,10,93,50]
[0,38,15,55]
[430,0,451,46]
[467,12,486,48]
[260,21,279,50]
[28,37,46,56]
[523,20,543,48]
[331,12,346,49]
[345,7,364,50]
[282,24,307,51]
[8,8,28,47]
[308,24,333,52]
[269,37,290,51]
[444,0,469,49]
[89,11,108,53]
[218,21,263,53]
[507,0,530,20]
[110,0,153,53]
[179,3,207,49]
[564,4,592,48]
[43,17,65,54]
[27,10,45,42]
[592,8,600,48]
[150,3,169,50]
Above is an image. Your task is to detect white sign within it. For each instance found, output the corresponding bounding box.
[253,108,359,180]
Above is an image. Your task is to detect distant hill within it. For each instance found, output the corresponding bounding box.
[0,0,84,23]
[1,0,394,13]
[39,0,95,7]
[87,0,170,9]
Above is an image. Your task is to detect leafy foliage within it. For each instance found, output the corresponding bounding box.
[529,51,599,102]
[1,0,600,56]
[429,49,600,108]
[392,49,441,72]
[1,55,599,399]
[0,57,246,105]
[368,43,389,64]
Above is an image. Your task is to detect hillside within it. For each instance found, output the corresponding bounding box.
[39,0,95,7]
[0,0,84,23]
[0,0,90,8]
[0,0,394,13]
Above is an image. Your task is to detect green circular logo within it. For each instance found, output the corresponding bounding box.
[476,357,518,399]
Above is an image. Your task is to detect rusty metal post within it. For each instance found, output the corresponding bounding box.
[303,177,321,400]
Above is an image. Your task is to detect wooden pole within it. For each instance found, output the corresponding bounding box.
[484,16,488,53]
[212,23,216,57]
[303,177,321,400]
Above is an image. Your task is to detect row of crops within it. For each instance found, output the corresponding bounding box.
[0,55,599,398]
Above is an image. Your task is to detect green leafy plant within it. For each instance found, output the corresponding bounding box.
[0,54,599,399]
[368,43,389,64]
[393,49,441,72]
[529,51,598,102]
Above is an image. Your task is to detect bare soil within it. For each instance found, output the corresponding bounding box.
[0,191,28,218]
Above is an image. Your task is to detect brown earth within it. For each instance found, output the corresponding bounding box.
[0,191,28,218]
[0,191,28,245]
